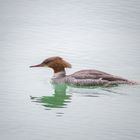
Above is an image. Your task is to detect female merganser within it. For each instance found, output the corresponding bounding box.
[30,56,135,86]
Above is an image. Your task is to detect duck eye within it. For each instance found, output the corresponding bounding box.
[43,60,50,64]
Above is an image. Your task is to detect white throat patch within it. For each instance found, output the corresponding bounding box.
[53,71,66,79]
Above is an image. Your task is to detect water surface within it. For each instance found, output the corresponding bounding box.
[0,0,140,140]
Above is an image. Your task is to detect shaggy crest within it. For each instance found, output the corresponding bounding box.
[30,56,72,73]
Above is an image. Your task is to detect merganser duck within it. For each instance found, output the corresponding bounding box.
[30,56,135,86]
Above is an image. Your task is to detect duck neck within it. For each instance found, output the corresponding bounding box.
[53,70,66,79]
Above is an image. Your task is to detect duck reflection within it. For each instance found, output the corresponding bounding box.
[30,83,71,109]
[30,83,121,109]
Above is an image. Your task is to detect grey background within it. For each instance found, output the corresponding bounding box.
[0,0,140,140]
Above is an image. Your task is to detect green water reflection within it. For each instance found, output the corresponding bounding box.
[31,84,71,108]
[30,83,120,109]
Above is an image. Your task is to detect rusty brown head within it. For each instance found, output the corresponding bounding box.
[30,56,72,73]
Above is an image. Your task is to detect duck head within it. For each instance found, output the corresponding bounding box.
[30,56,72,73]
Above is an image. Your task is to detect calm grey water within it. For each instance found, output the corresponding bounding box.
[0,0,140,140]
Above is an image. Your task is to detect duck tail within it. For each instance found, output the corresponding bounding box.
[129,80,140,85]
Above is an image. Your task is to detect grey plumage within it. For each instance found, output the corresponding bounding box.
[52,69,134,86]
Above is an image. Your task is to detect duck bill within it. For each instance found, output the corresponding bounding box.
[30,63,44,68]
